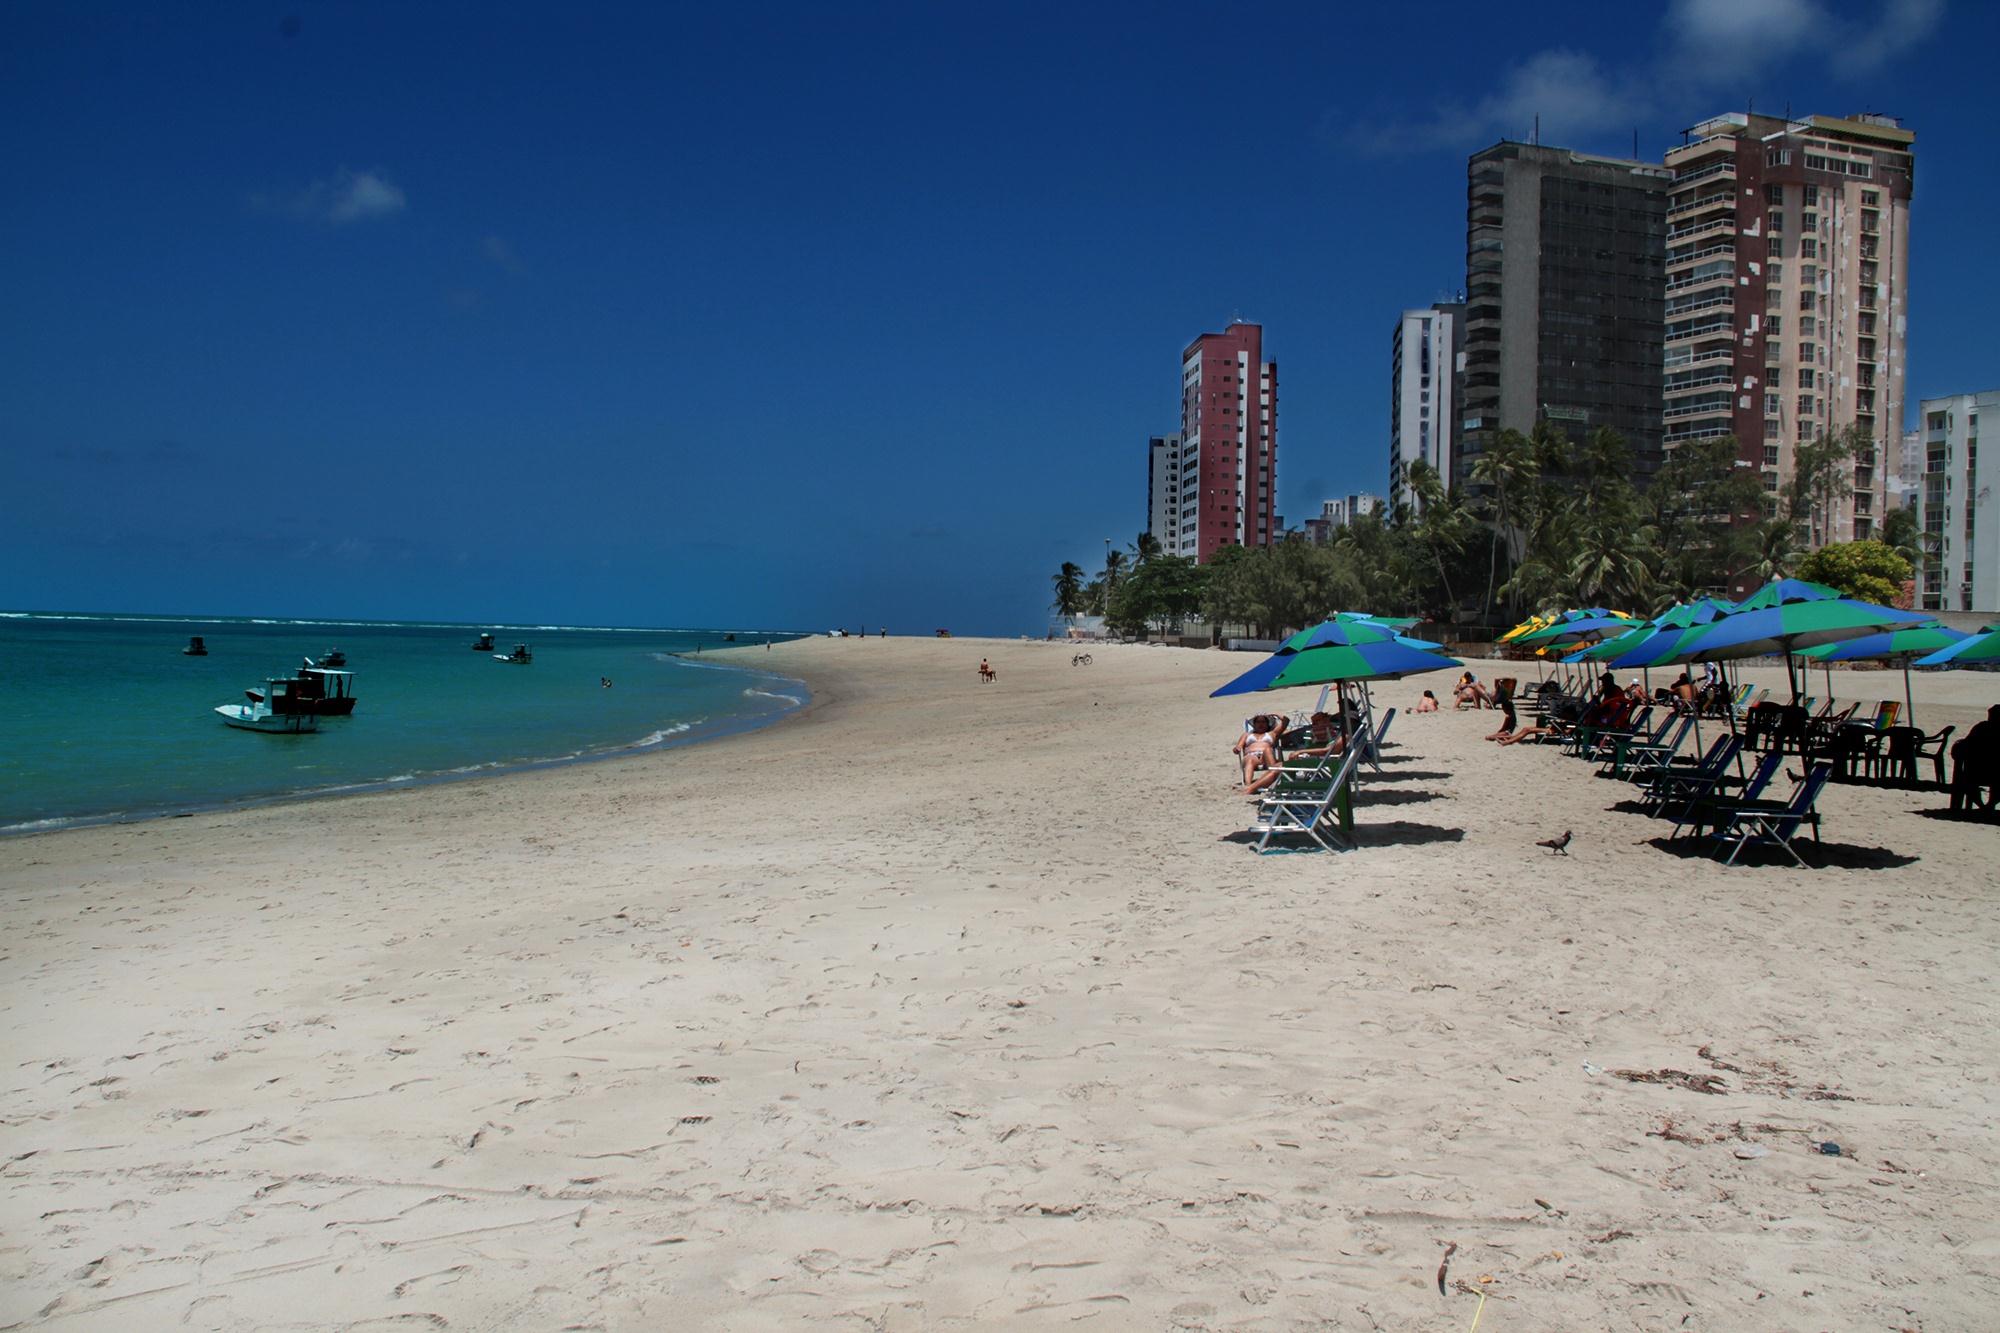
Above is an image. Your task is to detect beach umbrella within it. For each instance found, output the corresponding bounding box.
[1650,579,1929,700]
[1210,619,1461,697]
[1798,623,1970,725]
[1334,610,1421,629]
[1914,624,2000,667]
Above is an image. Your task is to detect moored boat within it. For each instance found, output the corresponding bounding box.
[472,632,495,651]
[216,678,320,733]
[316,648,347,667]
[184,636,208,656]
[494,643,533,664]
[250,660,357,716]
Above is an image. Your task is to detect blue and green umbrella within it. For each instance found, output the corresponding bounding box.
[1647,579,1928,700]
[1210,618,1461,697]
[1915,624,2000,667]
[1798,623,1970,724]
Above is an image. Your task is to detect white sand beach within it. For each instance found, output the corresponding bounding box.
[3,636,1997,1330]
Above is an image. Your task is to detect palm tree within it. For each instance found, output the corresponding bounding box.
[1131,532,1163,565]
[1736,517,1804,591]
[1050,562,1086,619]
[1471,427,1536,617]
[1102,548,1128,597]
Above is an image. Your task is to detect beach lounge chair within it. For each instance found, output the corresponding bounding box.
[1613,715,1695,781]
[1248,745,1363,852]
[1669,748,1780,837]
[1642,733,1738,814]
[1709,763,1833,866]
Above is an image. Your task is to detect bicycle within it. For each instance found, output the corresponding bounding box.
[1071,653,1093,666]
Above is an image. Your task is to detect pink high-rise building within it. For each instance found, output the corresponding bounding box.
[1174,322,1278,562]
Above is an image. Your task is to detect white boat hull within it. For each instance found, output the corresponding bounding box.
[215,704,318,734]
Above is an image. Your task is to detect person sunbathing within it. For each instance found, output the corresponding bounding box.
[1233,715,1281,787]
[1454,671,1493,709]
[1414,689,1439,713]
[1483,698,1518,741]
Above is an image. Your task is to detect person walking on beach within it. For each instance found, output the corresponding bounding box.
[978,658,994,682]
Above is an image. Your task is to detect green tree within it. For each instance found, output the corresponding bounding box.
[1880,506,1926,572]
[1796,539,1911,607]
[1646,434,1765,601]
[1050,561,1086,619]
[1737,517,1805,589]
[1106,554,1206,637]
[1471,427,1537,617]
[1131,531,1164,565]
[1788,423,1865,547]
[1102,547,1128,600]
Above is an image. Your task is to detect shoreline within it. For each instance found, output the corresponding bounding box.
[0,656,815,841]
[2,635,1995,1328]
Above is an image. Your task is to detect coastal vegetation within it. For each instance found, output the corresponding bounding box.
[1053,425,1917,638]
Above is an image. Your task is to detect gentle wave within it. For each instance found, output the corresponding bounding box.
[743,687,805,706]
[0,609,810,636]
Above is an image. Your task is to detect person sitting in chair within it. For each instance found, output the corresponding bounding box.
[1949,705,2000,812]
[1233,715,1281,789]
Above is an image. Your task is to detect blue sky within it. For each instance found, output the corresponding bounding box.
[3,0,1990,632]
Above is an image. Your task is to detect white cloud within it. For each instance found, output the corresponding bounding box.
[326,170,406,223]
[480,235,525,275]
[1356,49,1649,155]
[255,168,406,225]
[1354,0,1946,155]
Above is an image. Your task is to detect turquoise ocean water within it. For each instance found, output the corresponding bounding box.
[0,613,808,833]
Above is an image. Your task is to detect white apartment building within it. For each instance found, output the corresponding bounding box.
[1918,391,1997,614]
[1388,304,1460,512]
[1146,434,1181,548]
[1323,493,1383,528]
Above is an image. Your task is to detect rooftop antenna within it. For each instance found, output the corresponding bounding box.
[1533,114,1539,145]
[1633,128,1639,158]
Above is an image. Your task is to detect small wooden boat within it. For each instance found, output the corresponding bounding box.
[217,678,319,733]
[495,643,533,664]
[472,633,495,651]
[317,648,347,667]
[184,636,209,656]
[250,661,357,716]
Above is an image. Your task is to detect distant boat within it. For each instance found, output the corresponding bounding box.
[216,678,320,733]
[316,647,347,667]
[183,636,208,656]
[495,643,533,664]
[249,660,357,717]
[472,632,495,651]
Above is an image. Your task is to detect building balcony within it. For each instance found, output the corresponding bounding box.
[1670,158,1738,189]
[1665,316,1736,344]
[1663,398,1736,421]
[1666,241,1736,270]
[1665,422,1735,444]
[1666,215,1733,244]
[1665,290,1734,318]
[1668,191,1735,218]
[1666,266,1735,293]
[1665,372,1736,396]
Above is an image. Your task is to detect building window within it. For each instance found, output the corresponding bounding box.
[1800,237,1818,258]
[1802,185,1819,207]
[1768,210,1784,232]
[1863,189,1880,206]
[1802,212,1818,231]
[1799,288,1816,311]
[1768,261,1784,286]
[1764,445,1781,465]
[1764,392,1781,416]
[1800,342,1815,363]
[1765,183,1784,205]
[1799,315,1815,337]
[1767,315,1784,337]
[1765,418,1781,440]
[1798,394,1814,416]
[1799,368,1815,388]
[1802,263,1818,285]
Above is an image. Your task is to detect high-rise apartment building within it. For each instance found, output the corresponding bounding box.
[1460,143,1669,492]
[1662,112,1914,542]
[1146,434,1182,547]
[1174,322,1278,562]
[1388,303,1462,511]
[1917,391,1996,614]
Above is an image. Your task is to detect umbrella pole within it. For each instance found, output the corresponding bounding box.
[1904,659,1914,727]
